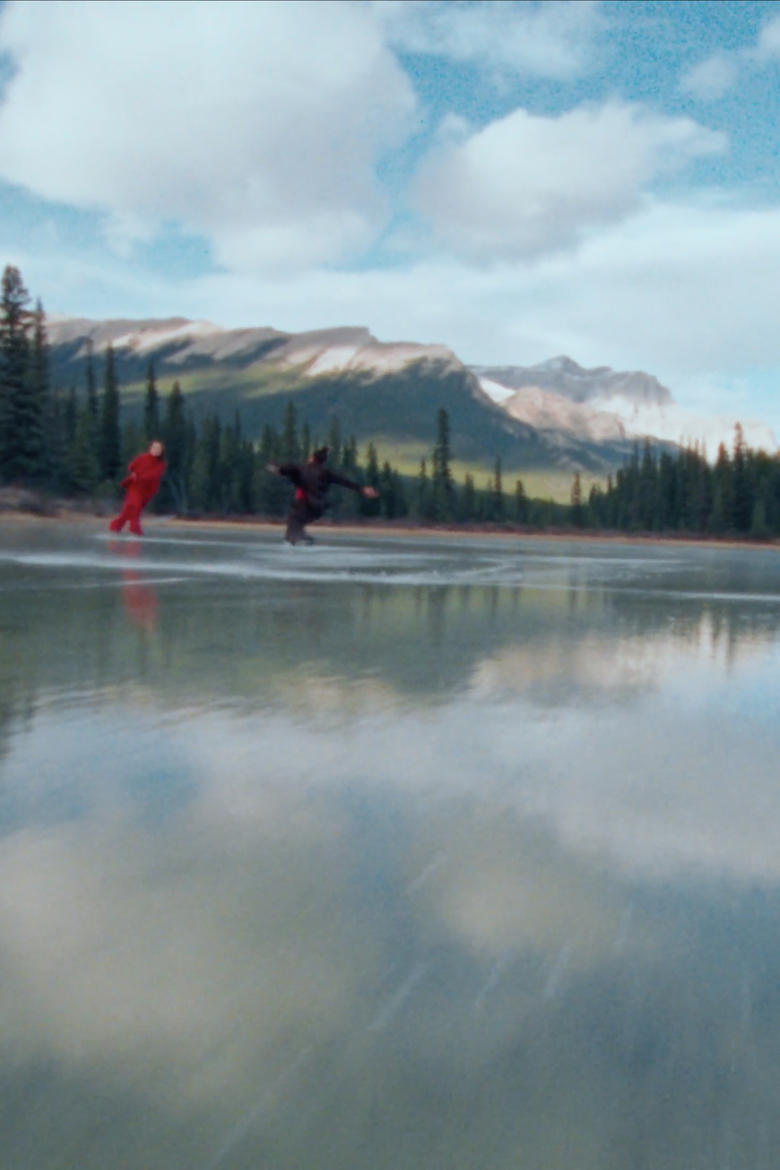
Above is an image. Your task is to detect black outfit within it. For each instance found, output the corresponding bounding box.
[277,461,363,543]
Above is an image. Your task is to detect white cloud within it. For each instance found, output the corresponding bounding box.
[0,0,416,269]
[755,12,780,60]
[376,0,603,81]
[411,101,726,261]
[679,53,739,101]
[10,179,780,437]
[679,12,780,101]
[12,186,780,438]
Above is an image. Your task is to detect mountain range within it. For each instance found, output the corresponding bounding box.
[46,316,777,476]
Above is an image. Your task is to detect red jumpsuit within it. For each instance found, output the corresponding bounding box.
[109,452,166,535]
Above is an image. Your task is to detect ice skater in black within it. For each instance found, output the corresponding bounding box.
[267,446,379,544]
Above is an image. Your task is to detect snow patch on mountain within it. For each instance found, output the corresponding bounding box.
[112,319,219,353]
[280,330,460,377]
[477,377,515,405]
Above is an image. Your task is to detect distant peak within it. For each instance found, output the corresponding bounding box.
[536,355,583,374]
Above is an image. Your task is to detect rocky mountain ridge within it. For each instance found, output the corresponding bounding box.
[45,317,777,468]
[472,357,777,455]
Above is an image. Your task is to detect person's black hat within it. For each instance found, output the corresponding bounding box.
[312,446,329,463]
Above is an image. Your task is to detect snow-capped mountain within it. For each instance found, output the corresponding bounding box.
[44,318,777,469]
[46,316,461,378]
[473,357,777,456]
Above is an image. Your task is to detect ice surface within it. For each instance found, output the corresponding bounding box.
[2,520,780,1169]
[2,529,778,604]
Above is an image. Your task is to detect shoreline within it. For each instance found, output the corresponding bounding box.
[1,496,778,552]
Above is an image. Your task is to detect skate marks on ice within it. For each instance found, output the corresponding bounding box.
[367,960,432,1033]
[203,1046,314,1170]
[3,525,762,599]
[0,531,525,589]
[3,521,778,607]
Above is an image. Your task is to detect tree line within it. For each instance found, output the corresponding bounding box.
[0,265,541,525]
[572,431,780,538]
[2,264,778,538]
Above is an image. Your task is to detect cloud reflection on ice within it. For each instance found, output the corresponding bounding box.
[1,523,780,1167]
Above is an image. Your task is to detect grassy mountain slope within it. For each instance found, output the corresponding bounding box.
[47,321,642,478]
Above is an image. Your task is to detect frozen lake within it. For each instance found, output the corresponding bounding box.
[1,518,780,1169]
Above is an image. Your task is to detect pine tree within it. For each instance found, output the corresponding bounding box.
[121,417,144,470]
[143,361,160,440]
[361,442,380,518]
[514,478,529,524]
[638,439,658,529]
[64,387,78,451]
[487,456,505,522]
[0,265,35,483]
[431,407,455,520]
[342,435,358,475]
[256,422,286,516]
[162,380,189,513]
[710,442,733,533]
[218,418,241,512]
[190,414,221,511]
[68,405,100,494]
[99,344,121,482]
[415,456,433,521]
[85,339,98,434]
[236,434,256,514]
[732,423,752,532]
[749,496,770,540]
[379,460,398,519]
[459,473,476,522]
[327,415,342,467]
[281,400,299,461]
[570,472,584,526]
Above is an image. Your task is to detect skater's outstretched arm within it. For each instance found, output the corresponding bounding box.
[267,462,304,486]
[326,469,379,499]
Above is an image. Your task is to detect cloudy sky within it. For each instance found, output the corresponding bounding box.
[1,0,780,433]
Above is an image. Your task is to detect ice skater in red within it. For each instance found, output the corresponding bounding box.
[109,440,166,536]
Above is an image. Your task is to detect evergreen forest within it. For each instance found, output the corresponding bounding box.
[2,265,780,539]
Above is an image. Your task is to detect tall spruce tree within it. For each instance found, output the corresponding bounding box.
[99,345,121,482]
[190,414,221,511]
[514,478,529,524]
[570,471,585,526]
[162,380,189,512]
[143,361,160,440]
[415,456,433,521]
[85,339,98,433]
[732,423,752,532]
[710,442,733,533]
[487,456,505,521]
[64,387,78,451]
[361,441,380,518]
[68,406,100,493]
[459,472,476,522]
[327,415,342,466]
[0,265,36,484]
[32,301,56,486]
[281,401,299,461]
[431,407,455,520]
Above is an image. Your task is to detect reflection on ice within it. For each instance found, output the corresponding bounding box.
[1,521,780,1168]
